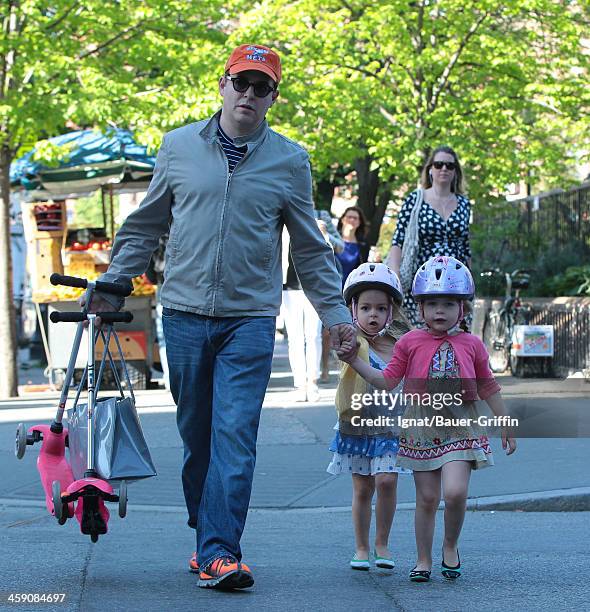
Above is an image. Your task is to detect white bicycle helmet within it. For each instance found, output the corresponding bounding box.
[343,262,403,306]
[412,256,474,300]
[344,263,403,338]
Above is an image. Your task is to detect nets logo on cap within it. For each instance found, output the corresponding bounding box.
[246,46,269,62]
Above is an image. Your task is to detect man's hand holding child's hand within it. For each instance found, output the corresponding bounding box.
[337,338,359,364]
[330,324,357,361]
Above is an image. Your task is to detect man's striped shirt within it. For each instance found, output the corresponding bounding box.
[218,124,247,174]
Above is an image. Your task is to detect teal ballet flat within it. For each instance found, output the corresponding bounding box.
[350,555,370,571]
[373,550,395,569]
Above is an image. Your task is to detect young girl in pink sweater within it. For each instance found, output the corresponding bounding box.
[340,256,516,583]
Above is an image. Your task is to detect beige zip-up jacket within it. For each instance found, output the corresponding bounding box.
[100,111,351,329]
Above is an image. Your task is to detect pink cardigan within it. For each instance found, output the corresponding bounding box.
[382,329,501,401]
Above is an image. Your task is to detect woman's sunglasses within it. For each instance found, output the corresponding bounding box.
[432,161,457,171]
[226,75,275,98]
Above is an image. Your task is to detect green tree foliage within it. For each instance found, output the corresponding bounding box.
[0,0,230,396]
[232,0,590,238]
[2,0,229,152]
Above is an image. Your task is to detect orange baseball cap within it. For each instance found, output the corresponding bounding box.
[225,44,282,84]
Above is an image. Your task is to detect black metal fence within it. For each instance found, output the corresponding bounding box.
[474,298,590,377]
[502,184,590,375]
[526,299,590,377]
[512,183,590,253]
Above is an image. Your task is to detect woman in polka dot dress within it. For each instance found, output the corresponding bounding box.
[327,263,412,571]
[386,146,472,327]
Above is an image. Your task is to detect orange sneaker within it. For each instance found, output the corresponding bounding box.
[189,552,199,573]
[198,557,254,590]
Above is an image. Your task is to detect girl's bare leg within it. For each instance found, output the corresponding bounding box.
[441,460,471,566]
[374,473,398,557]
[352,473,375,558]
[413,469,442,571]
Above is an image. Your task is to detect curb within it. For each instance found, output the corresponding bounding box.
[390,487,590,513]
[464,486,590,512]
[2,487,589,514]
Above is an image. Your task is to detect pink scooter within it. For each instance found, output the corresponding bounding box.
[15,273,133,542]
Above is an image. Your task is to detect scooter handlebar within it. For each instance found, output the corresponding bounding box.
[50,311,134,324]
[50,273,132,297]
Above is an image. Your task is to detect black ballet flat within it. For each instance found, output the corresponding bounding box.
[409,566,431,582]
[441,548,461,580]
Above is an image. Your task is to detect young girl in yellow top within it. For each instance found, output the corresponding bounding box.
[327,263,412,570]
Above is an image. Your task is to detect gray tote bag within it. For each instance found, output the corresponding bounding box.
[67,395,156,481]
[67,327,156,482]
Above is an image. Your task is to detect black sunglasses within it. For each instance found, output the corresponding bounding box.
[432,161,457,171]
[226,75,275,98]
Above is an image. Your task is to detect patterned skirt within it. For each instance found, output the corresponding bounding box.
[396,401,494,471]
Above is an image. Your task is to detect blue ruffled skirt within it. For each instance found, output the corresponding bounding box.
[327,431,411,476]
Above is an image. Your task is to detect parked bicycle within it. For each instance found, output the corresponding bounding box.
[481,268,534,376]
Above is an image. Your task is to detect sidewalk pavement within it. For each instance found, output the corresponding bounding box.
[1,335,589,610]
[1,504,588,612]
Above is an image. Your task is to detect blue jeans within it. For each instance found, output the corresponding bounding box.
[163,309,275,570]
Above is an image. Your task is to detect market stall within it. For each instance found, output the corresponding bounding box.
[11,129,158,389]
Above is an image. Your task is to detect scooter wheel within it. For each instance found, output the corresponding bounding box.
[118,480,127,518]
[91,533,98,543]
[15,423,27,459]
[52,481,66,524]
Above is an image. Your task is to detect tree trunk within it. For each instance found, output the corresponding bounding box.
[315,177,337,211]
[366,183,392,247]
[0,145,18,397]
[354,155,380,244]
